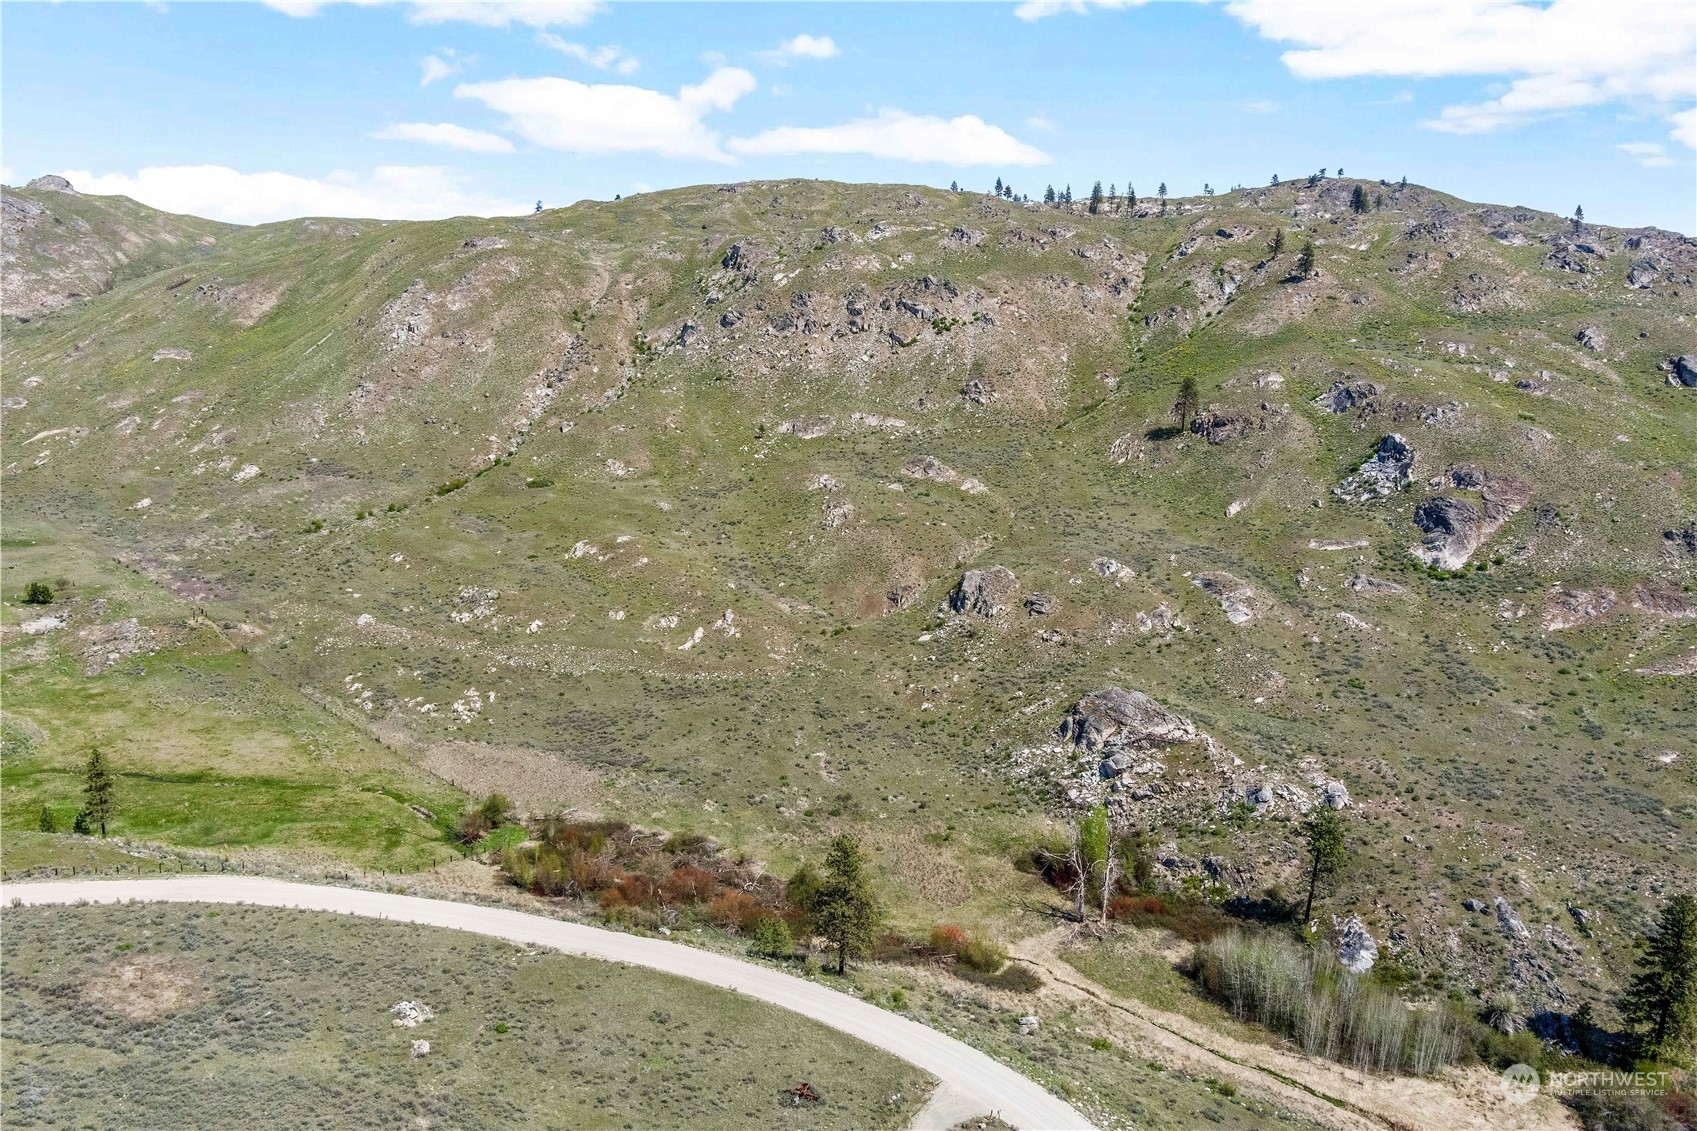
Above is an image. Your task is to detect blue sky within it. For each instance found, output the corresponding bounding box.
[4,1,1693,231]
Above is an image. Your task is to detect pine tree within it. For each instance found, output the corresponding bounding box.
[1157,182,1167,201]
[1270,173,1280,186]
[1171,375,1200,432]
[1336,168,1344,177]
[1044,184,1056,204]
[1088,181,1104,213]
[1268,227,1285,257]
[1350,184,1367,213]
[1294,239,1316,279]
[1126,184,1136,209]
[1063,184,1073,204]
[994,176,1004,196]
[1107,183,1116,202]
[950,180,960,192]
[1623,893,1697,1064]
[37,805,57,833]
[533,200,543,214]
[1572,204,1585,231]
[1203,183,1213,197]
[82,747,114,837]
[815,834,879,974]
[1299,806,1347,922]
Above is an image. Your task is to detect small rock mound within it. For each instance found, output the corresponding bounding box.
[1056,687,1196,752]
[26,174,76,194]
[1335,434,1413,501]
[1191,571,1258,624]
[950,566,1018,616]
[1313,379,1380,413]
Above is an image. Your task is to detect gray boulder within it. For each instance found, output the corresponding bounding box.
[950,565,1018,616]
[1575,325,1607,352]
[1495,896,1531,940]
[1057,687,1196,752]
[1321,781,1351,809]
[1024,592,1058,616]
[1247,784,1274,806]
[1670,355,1697,388]
[1463,898,1488,913]
[677,320,701,347]
[1334,914,1379,974]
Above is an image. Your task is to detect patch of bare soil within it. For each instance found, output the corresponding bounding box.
[82,954,205,1021]
[394,733,605,816]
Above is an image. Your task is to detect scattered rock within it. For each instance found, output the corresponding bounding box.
[1346,575,1407,596]
[1024,592,1058,616]
[1630,580,1696,620]
[20,615,64,636]
[391,1001,436,1028]
[1321,781,1351,809]
[1246,783,1274,806]
[819,226,851,245]
[1464,898,1488,913]
[777,417,833,439]
[1090,557,1134,583]
[1307,538,1371,551]
[962,376,997,405]
[410,1039,431,1059]
[1542,587,1616,630]
[1056,687,1196,752]
[677,320,701,347]
[950,566,1019,617]
[1667,355,1697,388]
[1575,325,1606,352]
[1334,914,1378,974]
[151,348,192,362]
[1018,1015,1040,1036]
[1335,434,1414,501]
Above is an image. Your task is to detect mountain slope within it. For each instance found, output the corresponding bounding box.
[3,175,1694,1026]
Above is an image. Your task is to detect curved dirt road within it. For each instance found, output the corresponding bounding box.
[3,877,1091,1131]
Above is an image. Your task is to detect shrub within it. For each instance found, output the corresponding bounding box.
[959,937,1009,974]
[435,478,468,496]
[661,865,718,905]
[710,891,763,931]
[750,916,794,958]
[37,805,57,833]
[22,581,53,604]
[930,924,969,955]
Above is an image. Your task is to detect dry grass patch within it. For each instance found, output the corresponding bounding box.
[82,954,205,1021]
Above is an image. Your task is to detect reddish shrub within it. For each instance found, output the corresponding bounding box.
[597,886,627,910]
[572,853,621,892]
[709,890,763,930]
[1142,896,1166,915]
[1107,895,1138,920]
[662,865,718,905]
[617,872,656,908]
[929,924,969,954]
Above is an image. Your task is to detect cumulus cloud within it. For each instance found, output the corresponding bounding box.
[373,122,514,153]
[420,52,460,87]
[768,34,839,61]
[1672,108,1697,150]
[264,1,600,26]
[729,110,1049,166]
[1225,0,1696,144]
[59,164,527,224]
[536,32,638,73]
[455,68,755,161]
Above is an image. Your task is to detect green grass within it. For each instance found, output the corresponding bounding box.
[0,902,929,1129]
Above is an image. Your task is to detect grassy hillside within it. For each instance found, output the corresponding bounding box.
[2,174,1694,1031]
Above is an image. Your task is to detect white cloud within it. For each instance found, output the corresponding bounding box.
[373,122,515,153]
[729,110,1050,167]
[1026,113,1055,131]
[420,52,460,87]
[455,68,755,161]
[408,2,600,27]
[1225,0,1696,143]
[59,164,527,224]
[264,1,600,26]
[1013,0,1149,21]
[1617,141,1675,169]
[536,32,638,74]
[770,34,839,61]
[1243,99,1278,114]
[1673,108,1697,149]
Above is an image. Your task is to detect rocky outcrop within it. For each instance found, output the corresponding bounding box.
[1056,687,1196,752]
[1321,781,1351,809]
[777,416,833,439]
[1495,896,1531,940]
[950,566,1018,616]
[1335,434,1413,501]
[1411,475,1529,569]
[1024,592,1058,616]
[1630,581,1696,620]
[1665,355,1697,388]
[1192,571,1259,624]
[1346,575,1407,596]
[1313,379,1380,413]
[1544,587,1616,630]
[1575,325,1606,352]
[25,174,76,193]
[1334,915,1378,974]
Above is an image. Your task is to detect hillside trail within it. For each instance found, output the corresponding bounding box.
[1010,927,1575,1131]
